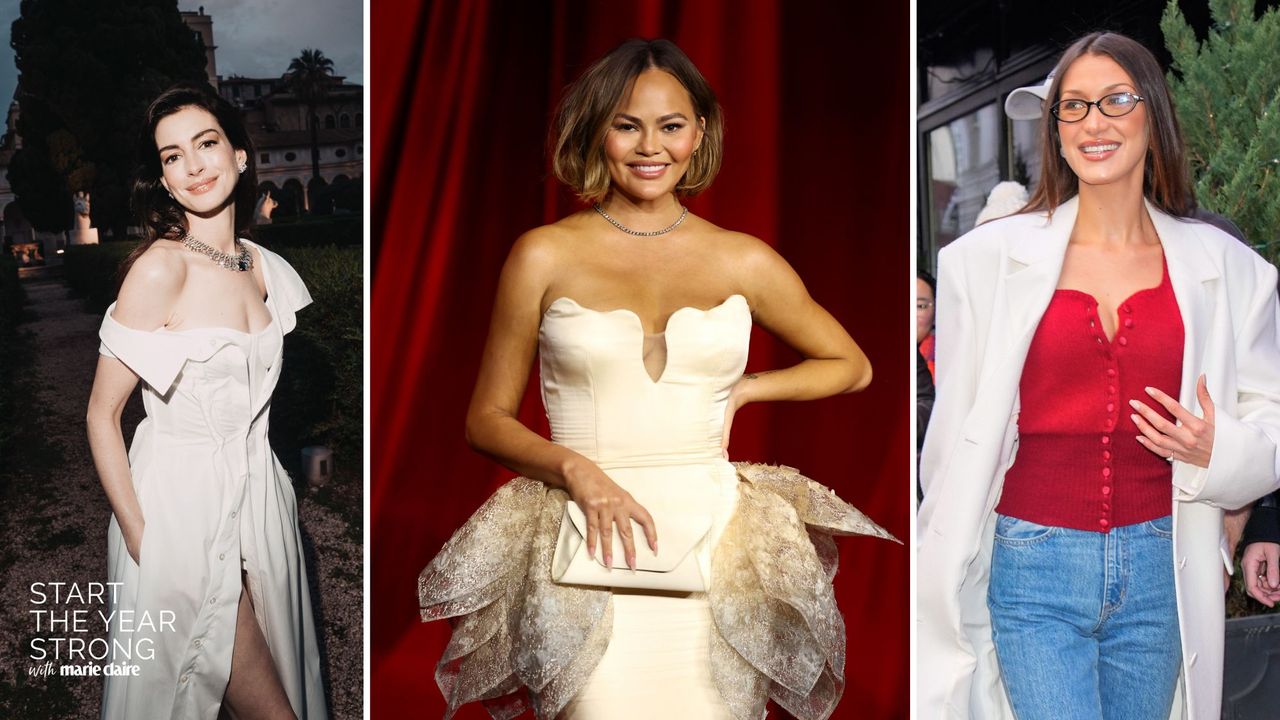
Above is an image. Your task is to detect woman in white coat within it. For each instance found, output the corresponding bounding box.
[918,32,1280,720]
[86,84,326,719]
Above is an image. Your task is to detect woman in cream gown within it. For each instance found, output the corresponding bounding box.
[417,39,895,720]
[87,84,326,719]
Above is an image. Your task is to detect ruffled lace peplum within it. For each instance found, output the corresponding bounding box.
[418,463,897,720]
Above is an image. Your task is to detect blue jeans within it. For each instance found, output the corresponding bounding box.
[987,514,1181,720]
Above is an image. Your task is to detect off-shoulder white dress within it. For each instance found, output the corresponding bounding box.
[418,294,895,719]
[97,241,327,720]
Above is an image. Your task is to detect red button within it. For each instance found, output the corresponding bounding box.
[1096,337,1104,344]
[1103,468,1113,479]
[1100,519,1110,529]
[1118,336,1129,347]
[1090,320,1096,328]
[1122,304,1132,313]
[1124,318,1134,328]
[1103,504,1111,512]
[1106,402,1116,413]
[1103,450,1111,461]
[1102,435,1111,445]
[1107,368,1117,377]
[1102,486,1112,495]
[1108,385,1116,394]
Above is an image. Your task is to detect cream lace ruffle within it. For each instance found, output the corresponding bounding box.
[418,463,897,719]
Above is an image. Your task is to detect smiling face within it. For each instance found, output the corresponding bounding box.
[1055,53,1149,192]
[155,105,247,216]
[602,68,704,203]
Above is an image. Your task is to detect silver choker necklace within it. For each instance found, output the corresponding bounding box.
[181,233,254,272]
[592,203,688,237]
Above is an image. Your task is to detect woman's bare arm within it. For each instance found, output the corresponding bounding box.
[464,229,657,568]
[730,235,871,408]
[86,248,184,563]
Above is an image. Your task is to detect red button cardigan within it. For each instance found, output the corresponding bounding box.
[997,259,1183,532]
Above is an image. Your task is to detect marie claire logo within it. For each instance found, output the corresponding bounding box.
[28,581,175,679]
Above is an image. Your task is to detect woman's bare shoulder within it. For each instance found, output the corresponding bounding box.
[115,241,188,328]
[505,213,597,281]
[691,218,788,273]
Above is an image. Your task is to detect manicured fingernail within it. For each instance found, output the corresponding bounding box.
[1128,399,1141,410]
[1130,413,1140,424]
[1145,386,1156,395]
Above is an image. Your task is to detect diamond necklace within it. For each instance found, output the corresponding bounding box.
[180,233,253,272]
[592,203,688,237]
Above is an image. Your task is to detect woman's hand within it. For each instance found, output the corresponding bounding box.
[1129,374,1215,468]
[1243,542,1280,607]
[563,458,657,570]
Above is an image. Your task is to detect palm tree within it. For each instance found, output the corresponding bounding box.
[284,48,335,187]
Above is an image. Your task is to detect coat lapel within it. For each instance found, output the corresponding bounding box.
[1147,202,1219,414]
[1002,197,1077,348]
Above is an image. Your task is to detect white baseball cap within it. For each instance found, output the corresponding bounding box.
[1004,72,1055,121]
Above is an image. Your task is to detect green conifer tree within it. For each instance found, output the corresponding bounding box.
[1162,0,1280,257]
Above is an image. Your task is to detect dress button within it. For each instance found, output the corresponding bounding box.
[1106,402,1116,413]
[1107,368,1116,377]
[1096,337,1104,344]
[194,639,202,648]
[1124,318,1134,328]
[209,597,216,605]
[1103,450,1111,461]
[1122,304,1132,313]
[1108,385,1116,394]
[1118,336,1128,347]
[1099,519,1110,529]
[1102,486,1112,495]
[218,553,226,561]
[1102,468,1112,479]
[1089,320,1096,328]
[1102,435,1111,445]
[230,511,237,519]
[1103,504,1111,512]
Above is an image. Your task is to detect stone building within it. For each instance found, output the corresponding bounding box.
[220,75,364,216]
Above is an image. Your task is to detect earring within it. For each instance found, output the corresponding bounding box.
[238,162,247,174]
[167,190,174,199]
[1059,145,1066,158]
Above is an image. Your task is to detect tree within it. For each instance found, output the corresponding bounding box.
[7,0,208,238]
[1162,0,1280,258]
[285,48,336,190]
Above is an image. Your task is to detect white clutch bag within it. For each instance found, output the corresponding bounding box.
[550,500,714,592]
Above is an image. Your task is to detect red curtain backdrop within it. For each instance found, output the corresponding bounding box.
[371,2,909,718]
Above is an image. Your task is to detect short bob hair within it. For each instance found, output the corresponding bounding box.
[552,39,723,202]
[1022,32,1195,218]
[121,83,258,280]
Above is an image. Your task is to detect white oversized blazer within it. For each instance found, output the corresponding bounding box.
[918,196,1280,720]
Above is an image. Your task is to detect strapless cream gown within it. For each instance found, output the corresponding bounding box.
[419,294,895,719]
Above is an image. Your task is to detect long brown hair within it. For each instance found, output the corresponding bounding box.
[1022,32,1195,218]
[119,83,258,282]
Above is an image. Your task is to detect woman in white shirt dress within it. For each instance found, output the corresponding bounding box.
[86,84,326,719]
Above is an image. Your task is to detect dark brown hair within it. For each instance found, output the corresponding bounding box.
[120,83,258,281]
[552,39,724,202]
[1022,32,1195,217]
